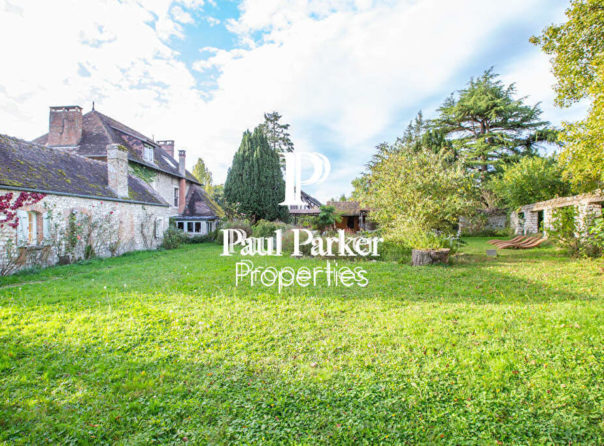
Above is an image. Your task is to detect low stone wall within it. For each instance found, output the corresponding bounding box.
[459,209,509,235]
[0,188,171,274]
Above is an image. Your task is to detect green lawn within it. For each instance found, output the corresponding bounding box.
[0,238,602,444]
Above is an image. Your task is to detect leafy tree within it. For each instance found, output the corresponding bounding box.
[531,0,604,191]
[358,147,477,248]
[328,194,348,202]
[489,156,572,210]
[208,184,224,206]
[432,69,553,182]
[313,205,341,232]
[192,158,212,188]
[397,111,452,155]
[259,112,294,160]
[224,127,289,223]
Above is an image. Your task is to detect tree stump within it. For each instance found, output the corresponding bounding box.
[411,248,450,266]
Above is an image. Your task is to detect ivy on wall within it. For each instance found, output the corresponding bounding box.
[130,163,157,184]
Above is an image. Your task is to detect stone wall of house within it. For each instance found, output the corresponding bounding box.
[148,171,189,216]
[0,188,171,274]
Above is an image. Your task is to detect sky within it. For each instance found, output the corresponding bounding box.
[0,0,588,202]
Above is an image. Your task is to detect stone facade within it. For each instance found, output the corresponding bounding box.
[0,188,171,273]
[107,144,129,198]
[511,191,604,235]
[148,170,188,216]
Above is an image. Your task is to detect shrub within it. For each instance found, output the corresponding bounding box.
[161,226,188,250]
[186,231,217,244]
[252,220,288,238]
[281,229,313,257]
[549,207,603,257]
[215,219,252,244]
[313,206,341,233]
[296,216,315,229]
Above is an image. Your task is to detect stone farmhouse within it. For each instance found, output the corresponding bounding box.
[0,105,221,274]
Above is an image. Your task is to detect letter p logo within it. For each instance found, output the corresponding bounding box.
[280,152,330,206]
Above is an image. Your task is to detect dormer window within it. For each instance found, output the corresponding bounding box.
[143,144,154,163]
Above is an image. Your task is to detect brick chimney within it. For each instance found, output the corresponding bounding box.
[47,105,83,146]
[178,149,186,213]
[157,140,174,158]
[107,144,129,198]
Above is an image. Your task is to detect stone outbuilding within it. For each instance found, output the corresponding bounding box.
[511,191,604,235]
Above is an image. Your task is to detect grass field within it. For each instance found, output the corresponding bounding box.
[0,238,603,444]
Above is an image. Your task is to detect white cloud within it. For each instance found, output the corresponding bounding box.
[0,0,583,202]
[206,16,220,26]
[171,5,194,24]
[501,50,589,127]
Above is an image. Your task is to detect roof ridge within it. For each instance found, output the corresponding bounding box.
[91,110,153,142]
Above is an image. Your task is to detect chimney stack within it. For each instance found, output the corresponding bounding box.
[107,144,129,198]
[178,150,186,176]
[47,105,83,147]
[157,140,175,158]
[178,150,186,213]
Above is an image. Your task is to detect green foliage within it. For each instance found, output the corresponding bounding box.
[161,226,187,250]
[313,205,341,232]
[0,241,603,443]
[186,231,218,244]
[129,163,157,184]
[432,69,552,182]
[531,0,604,191]
[489,156,572,209]
[192,158,213,188]
[259,111,294,160]
[280,229,313,256]
[375,240,411,263]
[251,219,288,238]
[295,215,315,228]
[548,207,603,258]
[65,211,82,258]
[224,127,289,223]
[208,184,225,206]
[215,219,253,244]
[400,227,462,253]
[588,216,604,252]
[359,147,477,248]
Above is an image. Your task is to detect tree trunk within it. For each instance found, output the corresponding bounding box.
[411,248,450,266]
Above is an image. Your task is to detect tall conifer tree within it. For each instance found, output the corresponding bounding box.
[224,126,288,223]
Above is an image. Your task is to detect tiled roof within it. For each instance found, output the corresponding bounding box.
[34,110,200,184]
[182,184,224,219]
[301,190,322,208]
[326,201,369,216]
[0,134,167,206]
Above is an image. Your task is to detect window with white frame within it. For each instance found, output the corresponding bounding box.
[174,220,213,235]
[16,210,49,246]
[143,144,154,163]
